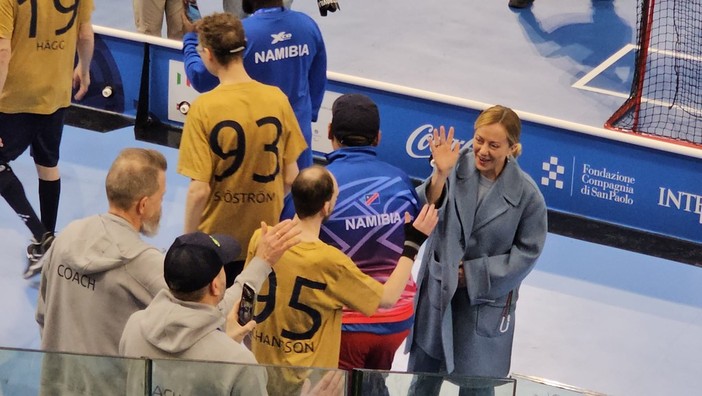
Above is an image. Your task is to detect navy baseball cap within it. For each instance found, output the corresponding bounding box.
[164,232,242,293]
[330,93,380,145]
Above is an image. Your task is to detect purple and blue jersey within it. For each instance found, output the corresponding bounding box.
[318,147,421,333]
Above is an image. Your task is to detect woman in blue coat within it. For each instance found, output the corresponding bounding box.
[407,105,547,395]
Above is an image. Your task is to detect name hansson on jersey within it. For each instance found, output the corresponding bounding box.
[254,31,309,64]
[253,329,315,353]
[345,212,402,230]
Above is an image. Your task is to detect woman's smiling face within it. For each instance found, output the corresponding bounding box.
[472,123,513,180]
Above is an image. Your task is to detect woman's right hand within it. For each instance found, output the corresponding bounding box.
[430,126,460,177]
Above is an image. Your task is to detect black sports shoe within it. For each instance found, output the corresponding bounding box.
[24,232,54,279]
[508,0,534,8]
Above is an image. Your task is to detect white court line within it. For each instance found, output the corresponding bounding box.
[571,43,636,99]
[573,84,630,99]
[649,47,702,63]
[574,43,702,116]
[637,97,702,118]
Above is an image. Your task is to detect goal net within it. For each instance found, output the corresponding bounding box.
[605,0,702,146]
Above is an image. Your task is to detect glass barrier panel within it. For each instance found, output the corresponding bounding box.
[151,358,348,396]
[511,373,607,396]
[0,347,147,396]
[352,369,516,396]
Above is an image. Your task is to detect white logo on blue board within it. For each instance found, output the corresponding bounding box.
[541,156,565,189]
[405,124,472,159]
[657,187,702,224]
[271,31,292,44]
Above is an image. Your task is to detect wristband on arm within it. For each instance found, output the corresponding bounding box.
[401,221,428,260]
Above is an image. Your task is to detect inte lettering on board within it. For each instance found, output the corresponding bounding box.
[657,187,702,224]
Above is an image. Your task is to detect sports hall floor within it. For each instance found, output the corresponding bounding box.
[1,1,701,395]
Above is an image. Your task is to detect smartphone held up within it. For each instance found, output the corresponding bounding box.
[238,282,256,326]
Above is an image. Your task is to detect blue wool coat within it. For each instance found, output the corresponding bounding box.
[407,148,547,376]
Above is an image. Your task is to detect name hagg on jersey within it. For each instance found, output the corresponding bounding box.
[254,44,310,64]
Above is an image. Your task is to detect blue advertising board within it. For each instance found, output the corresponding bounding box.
[521,123,702,244]
[78,28,702,246]
[75,29,144,118]
[318,82,702,245]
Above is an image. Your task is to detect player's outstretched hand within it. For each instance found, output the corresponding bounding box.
[255,219,301,266]
[401,204,438,259]
[410,204,438,236]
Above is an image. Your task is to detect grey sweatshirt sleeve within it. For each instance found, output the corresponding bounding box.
[35,245,58,336]
[219,257,272,317]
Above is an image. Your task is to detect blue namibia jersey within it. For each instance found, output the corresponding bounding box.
[242,8,327,169]
[181,7,326,169]
[323,147,420,333]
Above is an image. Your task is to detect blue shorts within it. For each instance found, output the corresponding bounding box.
[0,108,66,167]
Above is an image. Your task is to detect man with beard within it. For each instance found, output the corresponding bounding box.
[35,148,305,395]
[35,147,169,356]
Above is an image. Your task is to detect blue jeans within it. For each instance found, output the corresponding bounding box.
[407,344,496,396]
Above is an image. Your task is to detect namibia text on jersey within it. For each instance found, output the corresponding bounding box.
[345,212,402,230]
[254,44,310,64]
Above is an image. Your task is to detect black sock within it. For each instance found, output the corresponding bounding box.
[0,163,47,240]
[39,178,60,234]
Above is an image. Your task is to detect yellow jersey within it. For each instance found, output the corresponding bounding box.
[178,81,307,261]
[0,0,94,114]
[246,228,384,394]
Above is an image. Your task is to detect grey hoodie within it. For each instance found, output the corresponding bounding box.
[120,290,258,362]
[36,213,166,355]
[119,274,271,395]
